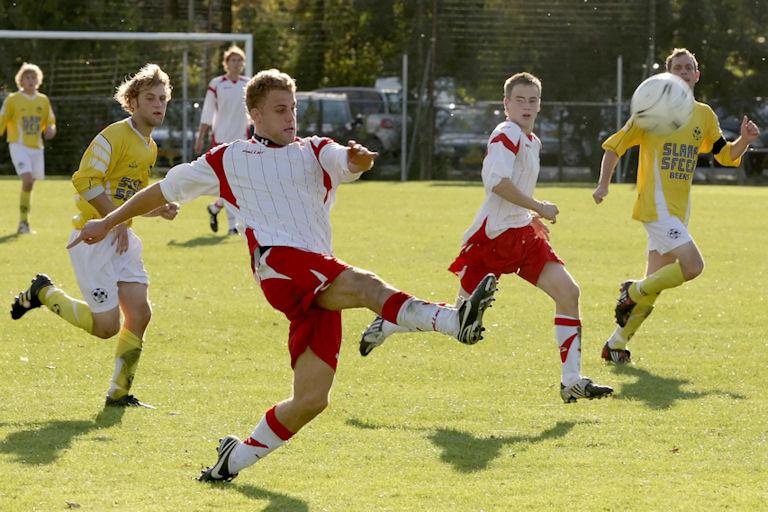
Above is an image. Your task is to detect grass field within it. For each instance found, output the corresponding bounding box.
[0,176,766,511]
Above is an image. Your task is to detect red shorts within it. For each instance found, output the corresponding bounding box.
[448,221,563,292]
[256,246,350,371]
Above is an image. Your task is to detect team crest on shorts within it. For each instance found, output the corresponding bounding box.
[91,288,109,303]
[667,228,681,240]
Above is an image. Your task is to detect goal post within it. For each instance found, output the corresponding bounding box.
[0,30,253,166]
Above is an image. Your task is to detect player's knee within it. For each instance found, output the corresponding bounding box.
[297,393,329,418]
[128,302,153,330]
[682,258,704,280]
[556,281,580,310]
[92,323,120,339]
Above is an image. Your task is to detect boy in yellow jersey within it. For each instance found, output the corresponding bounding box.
[593,48,760,363]
[10,64,179,408]
[0,63,56,234]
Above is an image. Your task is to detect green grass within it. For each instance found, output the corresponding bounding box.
[1,176,766,511]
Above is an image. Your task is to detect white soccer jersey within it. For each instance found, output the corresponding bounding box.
[462,120,542,241]
[160,135,359,255]
[199,75,251,145]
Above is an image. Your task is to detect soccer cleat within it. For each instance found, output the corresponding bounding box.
[10,273,53,320]
[17,221,31,234]
[359,315,387,356]
[601,341,632,364]
[198,435,240,482]
[105,394,156,409]
[614,281,637,327]
[206,204,219,233]
[560,378,613,403]
[456,273,497,345]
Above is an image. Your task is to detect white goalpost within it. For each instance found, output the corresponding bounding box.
[0,30,253,164]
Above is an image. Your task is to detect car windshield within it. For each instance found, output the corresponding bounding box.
[322,99,349,125]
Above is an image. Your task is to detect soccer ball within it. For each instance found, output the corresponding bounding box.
[630,72,694,135]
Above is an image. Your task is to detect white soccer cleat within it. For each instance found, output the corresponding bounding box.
[359,316,388,356]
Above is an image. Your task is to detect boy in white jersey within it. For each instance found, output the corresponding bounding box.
[11,64,179,409]
[68,68,498,482]
[195,45,251,235]
[360,72,613,404]
[0,63,56,234]
[593,48,760,364]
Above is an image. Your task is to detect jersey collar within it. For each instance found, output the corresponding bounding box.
[251,134,285,148]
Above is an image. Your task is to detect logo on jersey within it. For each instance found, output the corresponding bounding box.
[92,288,109,303]
[693,126,702,142]
[667,228,681,240]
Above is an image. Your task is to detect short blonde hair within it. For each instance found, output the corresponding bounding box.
[114,64,172,113]
[245,68,296,111]
[665,48,699,71]
[15,63,43,89]
[504,72,542,98]
[223,45,246,66]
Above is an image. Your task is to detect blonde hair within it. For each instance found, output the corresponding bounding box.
[114,64,172,113]
[665,48,699,71]
[15,63,43,89]
[245,68,296,111]
[504,72,542,98]
[222,45,246,67]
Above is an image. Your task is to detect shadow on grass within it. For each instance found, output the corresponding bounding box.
[347,418,586,473]
[610,364,746,409]
[0,232,20,244]
[0,407,125,465]
[167,235,229,248]
[204,482,308,511]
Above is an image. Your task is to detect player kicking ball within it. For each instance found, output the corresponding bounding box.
[593,48,760,364]
[359,72,613,404]
[67,69,498,482]
[10,64,178,409]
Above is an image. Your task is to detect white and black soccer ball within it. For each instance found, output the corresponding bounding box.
[630,72,694,135]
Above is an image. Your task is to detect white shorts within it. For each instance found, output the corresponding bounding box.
[643,214,693,255]
[67,228,149,313]
[9,143,45,180]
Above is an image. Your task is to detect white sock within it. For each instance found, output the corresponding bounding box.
[228,406,293,474]
[225,207,236,230]
[606,327,628,350]
[396,298,458,337]
[380,319,413,337]
[555,315,582,387]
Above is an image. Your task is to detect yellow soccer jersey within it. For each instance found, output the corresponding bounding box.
[0,92,55,149]
[72,118,157,229]
[603,101,741,223]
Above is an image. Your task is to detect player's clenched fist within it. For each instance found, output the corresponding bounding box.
[347,140,379,173]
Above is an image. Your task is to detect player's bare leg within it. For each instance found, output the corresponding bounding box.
[537,262,613,403]
[199,348,331,482]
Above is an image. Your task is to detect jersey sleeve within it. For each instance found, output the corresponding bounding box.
[72,131,116,200]
[312,136,362,184]
[602,118,643,157]
[700,105,742,167]
[199,79,217,126]
[482,126,521,191]
[159,152,220,203]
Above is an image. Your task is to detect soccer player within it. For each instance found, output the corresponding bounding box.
[10,64,179,408]
[359,72,614,404]
[67,68,498,481]
[0,63,56,234]
[593,48,760,363]
[194,44,251,235]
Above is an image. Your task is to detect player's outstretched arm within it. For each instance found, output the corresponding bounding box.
[67,182,169,248]
[492,178,559,223]
[347,140,379,173]
[593,150,619,204]
[728,115,760,161]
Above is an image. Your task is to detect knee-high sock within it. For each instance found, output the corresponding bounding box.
[20,190,31,222]
[381,292,458,337]
[41,287,94,334]
[555,316,582,387]
[629,262,685,302]
[225,206,236,230]
[608,293,659,349]
[107,328,143,400]
[228,405,295,474]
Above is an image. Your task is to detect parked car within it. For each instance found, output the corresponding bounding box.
[315,87,402,155]
[296,91,364,142]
